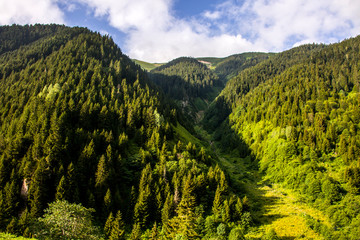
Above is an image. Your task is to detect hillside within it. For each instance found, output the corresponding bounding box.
[132,59,162,71]
[0,25,250,239]
[149,57,223,119]
[1,23,360,240]
[198,52,274,83]
[205,36,360,238]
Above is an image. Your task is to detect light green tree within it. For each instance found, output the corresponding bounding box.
[34,200,102,240]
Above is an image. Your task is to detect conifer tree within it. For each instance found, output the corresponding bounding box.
[104,212,114,239]
[149,222,158,240]
[95,155,109,188]
[161,193,173,226]
[104,188,112,218]
[166,173,199,239]
[130,222,141,240]
[222,200,231,223]
[55,175,67,200]
[133,164,152,228]
[212,186,222,218]
[109,210,125,240]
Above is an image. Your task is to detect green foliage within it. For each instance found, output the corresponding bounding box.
[34,200,102,240]
[207,35,360,237]
[263,228,280,240]
[132,59,162,72]
[0,232,36,240]
[108,210,125,240]
[213,52,273,83]
[150,57,223,118]
[228,226,244,240]
[0,24,248,240]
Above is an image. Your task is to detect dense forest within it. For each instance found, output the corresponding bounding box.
[1,24,360,240]
[149,57,223,119]
[205,37,360,239]
[0,25,250,239]
[199,53,273,83]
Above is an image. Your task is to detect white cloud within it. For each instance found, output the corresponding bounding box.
[99,30,109,36]
[1,0,359,62]
[101,0,359,62]
[203,11,221,20]
[214,0,360,52]
[0,0,65,25]
[77,0,172,32]
[74,0,261,61]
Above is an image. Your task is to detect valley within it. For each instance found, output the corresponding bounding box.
[192,123,328,239]
[0,24,359,239]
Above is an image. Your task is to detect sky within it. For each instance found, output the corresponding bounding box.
[1,0,360,62]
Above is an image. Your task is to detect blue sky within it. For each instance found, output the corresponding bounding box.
[1,0,360,62]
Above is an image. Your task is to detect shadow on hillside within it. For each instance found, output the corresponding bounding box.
[203,118,300,240]
[250,186,283,223]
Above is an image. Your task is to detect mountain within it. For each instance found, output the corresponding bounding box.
[203,44,327,132]
[205,36,360,238]
[149,57,223,119]
[0,25,249,239]
[198,52,274,83]
[2,23,360,239]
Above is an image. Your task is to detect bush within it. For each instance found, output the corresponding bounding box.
[33,200,102,240]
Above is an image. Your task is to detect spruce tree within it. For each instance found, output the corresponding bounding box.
[166,173,199,239]
[55,175,67,200]
[109,210,125,240]
[133,164,152,228]
[104,212,114,239]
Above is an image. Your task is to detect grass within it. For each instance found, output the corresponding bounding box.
[246,185,328,239]
[193,124,329,239]
[173,123,205,148]
[132,59,163,71]
[0,233,36,240]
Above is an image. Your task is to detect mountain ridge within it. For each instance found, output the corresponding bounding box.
[0,24,251,240]
[1,24,360,239]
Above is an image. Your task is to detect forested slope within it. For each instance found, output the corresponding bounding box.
[212,52,273,83]
[150,57,223,118]
[0,25,250,239]
[206,36,360,238]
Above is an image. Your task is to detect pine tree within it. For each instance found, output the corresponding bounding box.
[161,193,173,226]
[109,210,125,240]
[129,222,141,240]
[166,173,199,239]
[55,175,67,200]
[104,212,114,239]
[234,197,243,221]
[149,222,158,240]
[212,186,222,218]
[66,162,79,202]
[29,159,50,218]
[104,188,112,218]
[95,154,109,188]
[222,200,231,223]
[133,164,152,228]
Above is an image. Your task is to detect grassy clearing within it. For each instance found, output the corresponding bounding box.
[198,128,329,239]
[246,184,327,239]
[177,121,330,239]
[0,233,36,240]
[132,59,162,71]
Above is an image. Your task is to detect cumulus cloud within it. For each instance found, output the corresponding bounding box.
[211,0,360,51]
[76,0,360,62]
[0,0,65,25]
[73,0,260,61]
[1,0,359,62]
